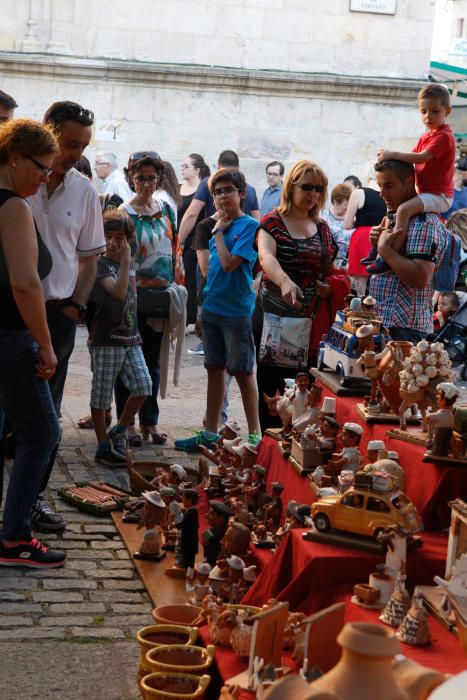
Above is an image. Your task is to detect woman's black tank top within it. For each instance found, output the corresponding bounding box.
[355,187,386,227]
[0,189,52,330]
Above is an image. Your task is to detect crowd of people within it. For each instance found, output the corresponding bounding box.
[0,81,466,569]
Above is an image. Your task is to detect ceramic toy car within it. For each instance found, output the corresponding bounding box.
[317,298,389,387]
[310,486,422,540]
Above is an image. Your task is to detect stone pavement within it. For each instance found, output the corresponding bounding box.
[0,327,244,700]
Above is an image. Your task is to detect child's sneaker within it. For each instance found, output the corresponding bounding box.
[0,537,66,568]
[366,257,390,274]
[174,430,220,453]
[108,426,128,459]
[360,248,378,266]
[95,447,127,468]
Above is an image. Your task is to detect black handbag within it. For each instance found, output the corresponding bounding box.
[136,287,171,318]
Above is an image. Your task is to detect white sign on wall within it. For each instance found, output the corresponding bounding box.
[350,0,397,15]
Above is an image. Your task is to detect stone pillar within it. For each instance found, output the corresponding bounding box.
[46,0,73,54]
[21,0,42,52]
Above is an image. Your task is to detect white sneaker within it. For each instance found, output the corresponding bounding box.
[187,342,204,356]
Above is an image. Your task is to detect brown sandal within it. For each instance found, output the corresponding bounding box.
[77,412,111,430]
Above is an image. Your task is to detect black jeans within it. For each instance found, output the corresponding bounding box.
[389,327,427,343]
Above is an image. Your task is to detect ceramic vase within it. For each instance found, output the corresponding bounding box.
[311,622,408,700]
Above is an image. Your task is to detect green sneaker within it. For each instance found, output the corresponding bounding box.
[174,430,220,453]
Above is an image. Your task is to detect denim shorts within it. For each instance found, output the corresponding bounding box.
[90,344,152,409]
[201,309,255,376]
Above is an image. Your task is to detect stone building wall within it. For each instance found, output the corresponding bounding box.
[0,0,435,191]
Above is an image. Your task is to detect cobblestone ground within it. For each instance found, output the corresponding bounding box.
[0,327,244,700]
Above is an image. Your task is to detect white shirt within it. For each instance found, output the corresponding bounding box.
[154,189,178,226]
[28,168,106,300]
[103,169,133,201]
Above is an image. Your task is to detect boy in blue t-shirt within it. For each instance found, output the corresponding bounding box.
[175,169,260,452]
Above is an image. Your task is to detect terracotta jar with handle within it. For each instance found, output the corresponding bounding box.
[311,622,408,700]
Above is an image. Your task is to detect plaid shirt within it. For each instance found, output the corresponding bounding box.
[370,213,448,333]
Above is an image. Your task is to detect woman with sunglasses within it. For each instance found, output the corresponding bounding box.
[118,155,176,445]
[0,119,65,567]
[254,160,350,431]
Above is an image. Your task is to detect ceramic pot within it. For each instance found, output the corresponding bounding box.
[311,622,408,700]
[146,644,215,676]
[141,672,210,699]
[377,341,413,415]
[136,625,199,677]
[152,604,202,627]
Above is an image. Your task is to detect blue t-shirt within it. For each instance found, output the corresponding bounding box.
[194,178,259,217]
[203,215,258,317]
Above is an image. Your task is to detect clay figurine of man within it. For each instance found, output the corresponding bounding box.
[191,562,212,605]
[166,488,199,578]
[287,372,311,423]
[202,501,232,567]
[160,486,182,551]
[425,382,460,456]
[264,481,284,533]
[134,490,167,561]
[220,555,248,604]
[314,415,340,465]
[244,464,267,514]
[291,383,323,434]
[366,439,387,465]
[329,422,363,474]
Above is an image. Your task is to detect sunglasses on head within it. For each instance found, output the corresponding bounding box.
[296,183,324,193]
[129,151,160,162]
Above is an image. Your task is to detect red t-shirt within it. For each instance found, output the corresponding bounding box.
[412,124,455,197]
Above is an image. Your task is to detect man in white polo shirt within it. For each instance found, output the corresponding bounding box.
[94,151,132,201]
[28,101,105,531]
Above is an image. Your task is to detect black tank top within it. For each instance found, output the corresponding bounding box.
[0,189,52,330]
[355,187,386,227]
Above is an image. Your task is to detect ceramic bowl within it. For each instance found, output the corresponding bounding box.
[136,625,199,674]
[152,604,202,627]
[146,644,215,675]
[141,672,210,699]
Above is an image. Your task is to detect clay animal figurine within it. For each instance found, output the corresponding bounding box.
[263,389,293,429]
[134,490,167,561]
[292,384,323,434]
[425,382,460,457]
[397,587,431,646]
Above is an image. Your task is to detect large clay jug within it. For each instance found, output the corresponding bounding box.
[377,341,413,415]
[310,622,408,700]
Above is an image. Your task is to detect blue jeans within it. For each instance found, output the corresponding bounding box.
[115,317,162,427]
[46,305,77,413]
[0,330,60,540]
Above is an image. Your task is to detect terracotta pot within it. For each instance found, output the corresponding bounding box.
[377,341,413,415]
[146,644,215,675]
[141,672,210,699]
[152,605,202,627]
[311,622,408,700]
[136,625,199,676]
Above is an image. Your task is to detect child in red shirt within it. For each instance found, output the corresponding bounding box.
[365,84,455,274]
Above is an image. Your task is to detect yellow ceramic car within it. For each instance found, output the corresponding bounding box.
[311,487,422,539]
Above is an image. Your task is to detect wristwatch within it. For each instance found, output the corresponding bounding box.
[62,298,87,316]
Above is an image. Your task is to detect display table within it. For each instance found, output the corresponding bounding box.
[242,529,448,612]
[198,595,466,699]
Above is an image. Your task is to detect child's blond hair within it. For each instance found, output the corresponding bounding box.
[446,208,467,250]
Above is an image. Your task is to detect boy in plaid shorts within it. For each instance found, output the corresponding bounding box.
[89,211,152,466]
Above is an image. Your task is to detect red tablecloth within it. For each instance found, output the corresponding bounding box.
[242,528,448,613]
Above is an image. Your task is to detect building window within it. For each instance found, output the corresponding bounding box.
[456,18,464,38]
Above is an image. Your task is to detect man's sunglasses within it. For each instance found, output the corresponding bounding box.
[129,151,160,162]
[296,183,324,193]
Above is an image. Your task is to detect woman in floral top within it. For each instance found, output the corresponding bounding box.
[118,156,176,444]
[254,160,350,430]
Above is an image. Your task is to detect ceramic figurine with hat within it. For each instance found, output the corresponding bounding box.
[314,415,340,467]
[291,383,323,434]
[202,501,232,567]
[366,440,387,464]
[220,555,249,604]
[328,422,363,475]
[264,482,284,533]
[190,562,213,605]
[425,382,459,457]
[134,490,167,561]
[165,488,199,578]
[209,521,253,592]
[244,464,267,514]
[159,486,182,551]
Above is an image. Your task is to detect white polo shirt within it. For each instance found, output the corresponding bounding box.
[103,169,133,201]
[28,168,105,301]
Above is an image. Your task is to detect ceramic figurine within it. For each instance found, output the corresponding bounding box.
[202,501,232,567]
[356,335,387,410]
[291,384,323,434]
[230,617,253,658]
[287,372,311,423]
[190,562,212,605]
[165,488,199,578]
[220,420,243,441]
[244,464,267,514]
[134,490,167,561]
[329,422,363,474]
[263,389,293,429]
[398,340,454,430]
[283,611,307,651]
[397,588,431,646]
[228,496,252,526]
[380,573,411,627]
[264,482,284,533]
[219,555,249,604]
[160,486,182,551]
[366,439,387,464]
[363,458,406,492]
[307,415,340,466]
[274,502,311,544]
[425,382,460,456]
[209,521,253,590]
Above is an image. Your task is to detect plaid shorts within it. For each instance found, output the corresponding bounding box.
[90,345,152,409]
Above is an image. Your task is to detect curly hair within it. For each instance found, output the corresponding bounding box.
[0,118,58,165]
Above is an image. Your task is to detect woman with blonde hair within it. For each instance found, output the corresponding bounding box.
[254,160,350,430]
[0,119,65,568]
